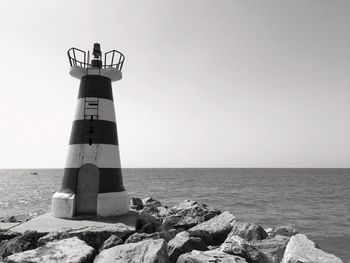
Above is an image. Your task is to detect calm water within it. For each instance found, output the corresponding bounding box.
[0,168,349,261]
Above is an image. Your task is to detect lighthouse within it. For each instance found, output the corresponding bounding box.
[52,43,129,218]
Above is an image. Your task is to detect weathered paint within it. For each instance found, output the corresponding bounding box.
[70,65,123,82]
[97,191,129,217]
[60,168,125,194]
[69,120,118,145]
[74,98,116,122]
[76,164,99,214]
[65,144,121,168]
[51,192,76,218]
[78,75,113,100]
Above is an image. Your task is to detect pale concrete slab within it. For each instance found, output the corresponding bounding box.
[11,211,138,234]
[0,222,21,230]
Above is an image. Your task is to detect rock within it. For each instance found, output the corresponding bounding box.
[38,224,132,250]
[168,231,207,263]
[130,197,144,210]
[230,221,267,241]
[0,230,20,242]
[187,230,212,246]
[281,234,343,263]
[268,226,298,238]
[6,237,95,263]
[162,200,220,230]
[137,211,162,233]
[219,234,269,263]
[98,235,123,252]
[0,231,46,259]
[126,229,178,244]
[251,234,289,263]
[142,197,163,208]
[94,238,168,263]
[264,228,274,236]
[0,214,33,223]
[189,211,236,245]
[177,250,248,263]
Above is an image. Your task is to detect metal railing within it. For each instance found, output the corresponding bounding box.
[67,47,125,71]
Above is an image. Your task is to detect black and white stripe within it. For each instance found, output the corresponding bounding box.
[60,74,126,195]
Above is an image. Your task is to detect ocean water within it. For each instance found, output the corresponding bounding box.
[0,168,349,261]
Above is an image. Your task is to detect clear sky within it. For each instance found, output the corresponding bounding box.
[1,0,349,168]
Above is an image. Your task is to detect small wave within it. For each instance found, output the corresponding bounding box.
[233,201,257,208]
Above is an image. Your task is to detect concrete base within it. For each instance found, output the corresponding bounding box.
[10,211,138,234]
[97,191,129,217]
[52,191,130,218]
[51,192,76,218]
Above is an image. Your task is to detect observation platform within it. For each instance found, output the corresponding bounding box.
[68,47,125,82]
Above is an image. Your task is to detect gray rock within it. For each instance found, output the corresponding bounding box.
[0,214,33,223]
[6,237,95,263]
[167,231,207,263]
[268,226,298,238]
[251,234,289,263]
[230,221,267,241]
[126,229,178,244]
[130,197,144,210]
[0,230,20,242]
[264,228,274,237]
[0,231,46,259]
[189,211,237,245]
[162,200,220,230]
[281,233,343,263]
[142,197,163,208]
[187,230,212,246]
[138,210,162,233]
[38,224,132,250]
[94,238,169,263]
[177,250,248,263]
[98,235,123,252]
[219,234,269,263]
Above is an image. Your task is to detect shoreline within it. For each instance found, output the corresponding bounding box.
[0,197,344,262]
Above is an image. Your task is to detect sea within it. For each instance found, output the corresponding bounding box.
[0,168,349,261]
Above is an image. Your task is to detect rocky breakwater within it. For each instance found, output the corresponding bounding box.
[0,198,344,263]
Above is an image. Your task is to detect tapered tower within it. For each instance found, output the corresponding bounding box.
[52,43,129,218]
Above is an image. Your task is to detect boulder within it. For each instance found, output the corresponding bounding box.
[0,230,20,242]
[38,224,132,250]
[162,200,220,230]
[137,211,162,233]
[142,197,163,208]
[130,197,144,210]
[219,234,269,263]
[281,234,343,263]
[98,235,123,252]
[251,234,289,263]
[167,231,207,263]
[6,237,95,263]
[230,221,267,241]
[187,230,212,246]
[268,226,298,238]
[264,228,274,237]
[94,238,168,263]
[126,229,178,244]
[0,231,46,259]
[177,250,248,263]
[189,211,237,245]
[0,214,33,223]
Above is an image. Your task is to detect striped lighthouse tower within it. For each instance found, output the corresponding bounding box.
[52,43,129,218]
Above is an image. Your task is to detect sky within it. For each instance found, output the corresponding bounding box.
[0,0,349,168]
